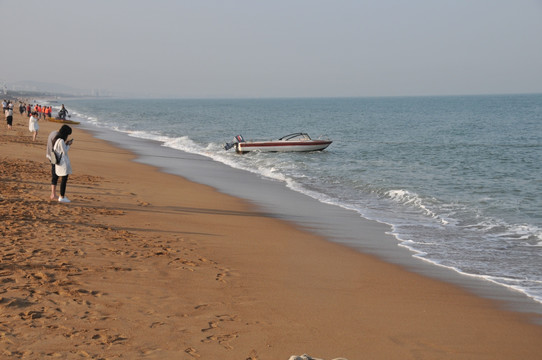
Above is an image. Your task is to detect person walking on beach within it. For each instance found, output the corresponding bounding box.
[48,125,73,202]
[29,112,40,141]
[28,112,39,141]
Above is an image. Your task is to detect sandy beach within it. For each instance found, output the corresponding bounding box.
[2,109,542,359]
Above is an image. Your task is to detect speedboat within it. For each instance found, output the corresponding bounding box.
[225,133,332,154]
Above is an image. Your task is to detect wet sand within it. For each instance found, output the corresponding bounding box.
[2,111,542,359]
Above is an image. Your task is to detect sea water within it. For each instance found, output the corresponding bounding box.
[50,94,542,306]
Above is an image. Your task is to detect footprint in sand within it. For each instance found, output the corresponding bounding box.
[216,268,231,282]
[185,347,200,358]
[216,314,239,322]
[201,321,218,332]
[150,321,165,328]
[202,333,239,350]
[19,309,43,320]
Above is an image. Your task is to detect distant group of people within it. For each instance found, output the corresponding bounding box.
[12,101,53,119]
[30,104,54,119]
[3,99,69,142]
[4,98,74,203]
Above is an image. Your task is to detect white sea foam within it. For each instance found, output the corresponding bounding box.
[385,189,449,225]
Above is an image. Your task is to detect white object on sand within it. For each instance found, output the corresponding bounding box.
[288,355,348,360]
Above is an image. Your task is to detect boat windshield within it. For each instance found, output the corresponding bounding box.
[279,133,312,141]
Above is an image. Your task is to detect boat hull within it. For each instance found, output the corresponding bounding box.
[48,118,80,125]
[236,140,332,154]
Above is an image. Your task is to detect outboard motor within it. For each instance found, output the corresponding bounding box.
[224,134,245,151]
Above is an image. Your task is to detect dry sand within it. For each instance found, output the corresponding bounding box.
[2,110,542,359]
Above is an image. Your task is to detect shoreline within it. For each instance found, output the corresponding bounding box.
[2,111,542,358]
[82,112,542,318]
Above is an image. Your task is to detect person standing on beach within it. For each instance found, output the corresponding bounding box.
[29,112,39,141]
[47,128,60,200]
[58,104,69,120]
[5,104,13,130]
[47,125,73,202]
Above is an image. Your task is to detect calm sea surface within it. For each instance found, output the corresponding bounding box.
[54,94,542,304]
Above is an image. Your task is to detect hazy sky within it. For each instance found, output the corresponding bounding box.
[3,0,542,98]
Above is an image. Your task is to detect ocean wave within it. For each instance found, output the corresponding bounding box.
[384,189,449,225]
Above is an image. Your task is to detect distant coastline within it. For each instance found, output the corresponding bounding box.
[2,89,111,103]
[4,82,542,103]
